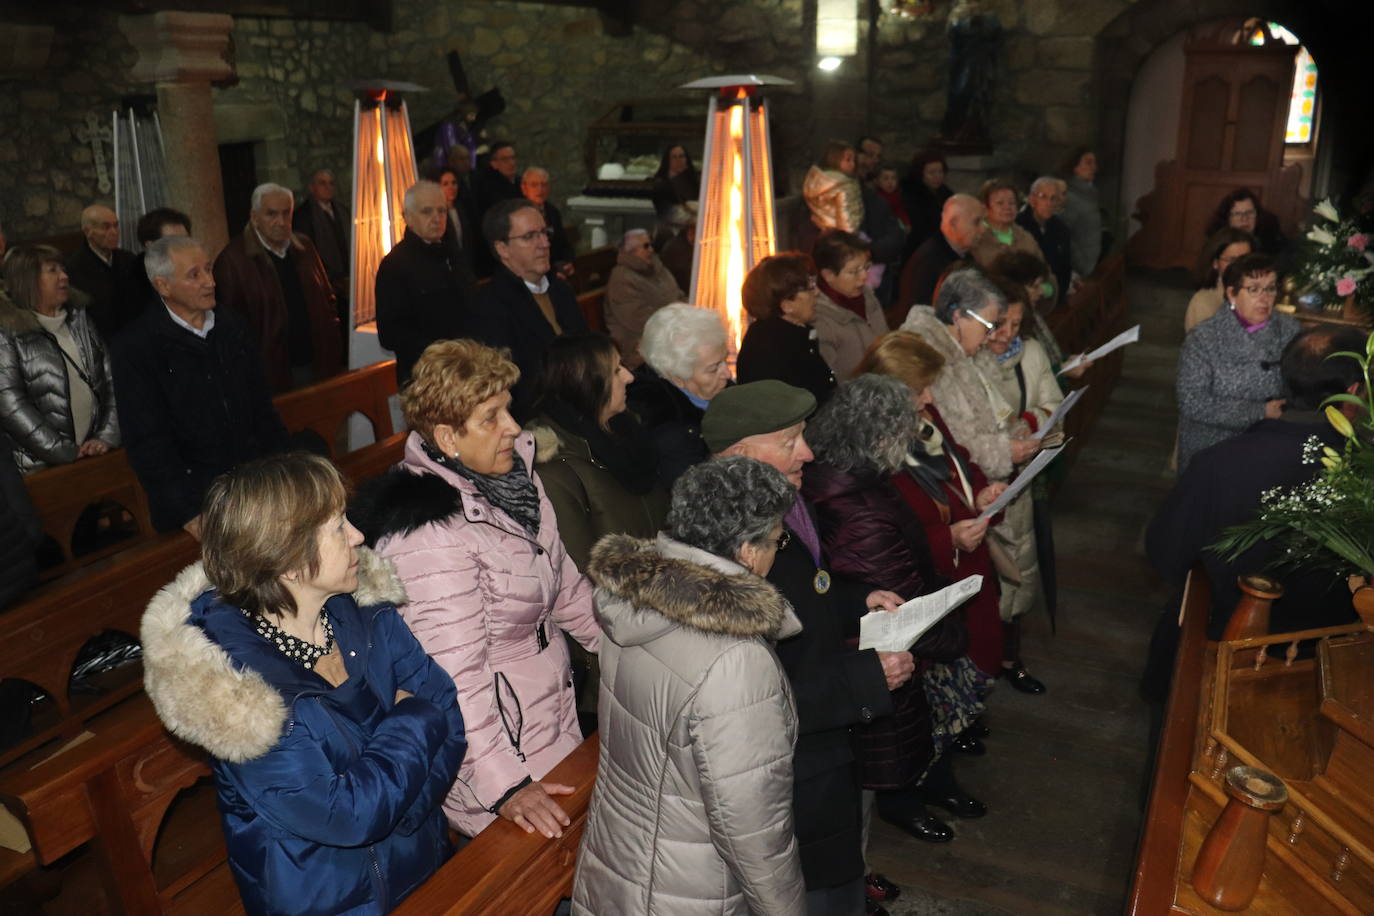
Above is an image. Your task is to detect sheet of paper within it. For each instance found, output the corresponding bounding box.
[1032,386,1086,440]
[977,443,1066,520]
[1058,324,1140,375]
[859,575,984,652]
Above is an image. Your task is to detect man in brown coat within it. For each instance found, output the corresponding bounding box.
[213,182,342,392]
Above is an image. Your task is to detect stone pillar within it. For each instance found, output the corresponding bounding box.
[119,12,234,257]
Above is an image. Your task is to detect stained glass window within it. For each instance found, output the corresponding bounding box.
[1247,22,1318,144]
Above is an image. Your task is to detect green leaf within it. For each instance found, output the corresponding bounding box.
[1326,350,1367,367]
[1322,393,1368,410]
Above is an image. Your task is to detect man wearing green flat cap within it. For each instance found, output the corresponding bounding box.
[703,380,916,914]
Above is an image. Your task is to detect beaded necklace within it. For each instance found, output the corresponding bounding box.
[247,608,335,670]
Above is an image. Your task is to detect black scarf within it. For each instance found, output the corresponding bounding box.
[422,441,541,537]
[542,397,659,495]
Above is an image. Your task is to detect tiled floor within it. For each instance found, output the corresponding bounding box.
[871,268,1191,915]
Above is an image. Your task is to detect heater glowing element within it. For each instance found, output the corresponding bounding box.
[349,91,417,328]
[684,74,790,357]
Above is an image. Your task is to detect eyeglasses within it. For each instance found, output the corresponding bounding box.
[1241,284,1278,296]
[961,308,1002,331]
[506,227,553,244]
[1230,208,1257,219]
[775,530,791,551]
[841,262,873,277]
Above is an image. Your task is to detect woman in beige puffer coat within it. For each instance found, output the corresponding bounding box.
[572,457,805,916]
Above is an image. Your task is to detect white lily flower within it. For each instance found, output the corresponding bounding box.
[1308,227,1337,246]
[1315,199,1340,222]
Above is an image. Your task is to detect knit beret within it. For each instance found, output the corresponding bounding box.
[701,380,817,453]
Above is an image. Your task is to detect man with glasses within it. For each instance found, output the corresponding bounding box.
[473,199,587,419]
[375,180,478,386]
[1015,177,1073,302]
[705,380,915,916]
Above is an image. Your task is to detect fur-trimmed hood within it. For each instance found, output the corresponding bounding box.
[140,547,406,762]
[350,465,465,547]
[589,533,800,645]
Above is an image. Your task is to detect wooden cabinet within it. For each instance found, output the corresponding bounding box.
[1129,21,1305,270]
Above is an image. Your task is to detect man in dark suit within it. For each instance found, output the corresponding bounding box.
[374,180,478,387]
[293,168,352,332]
[896,194,984,313]
[64,203,142,339]
[112,236,288,537]
[1015,177,1073,303]
[520,166,575,279]
[472,199,587,420]
[704,380,917,913]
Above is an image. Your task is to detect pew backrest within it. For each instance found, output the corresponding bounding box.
[273,360,399,459]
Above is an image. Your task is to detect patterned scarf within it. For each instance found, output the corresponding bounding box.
[423,441,541,537]
[993,335,1024,365]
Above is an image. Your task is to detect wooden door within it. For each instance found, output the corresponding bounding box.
[1129,21,1304,270]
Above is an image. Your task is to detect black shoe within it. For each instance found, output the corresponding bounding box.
[1002,661,1046,695]
[886,812,954,843]
[951,733,986,755]
[919,789,988,819]
[968,717,991,739]
[865,900,890,916]
[865,872,901,903]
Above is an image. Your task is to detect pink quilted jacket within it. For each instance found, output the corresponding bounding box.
[376,431,600,836]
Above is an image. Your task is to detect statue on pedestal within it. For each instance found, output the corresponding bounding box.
[940,0,1002,152]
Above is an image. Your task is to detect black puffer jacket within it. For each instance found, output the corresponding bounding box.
[0,295,119,472]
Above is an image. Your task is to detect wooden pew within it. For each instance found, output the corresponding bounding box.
[274,360,398,459]
[23,448,157,580]
[393,735,599,916]
[577,287,607,333]
[571,245,617,293]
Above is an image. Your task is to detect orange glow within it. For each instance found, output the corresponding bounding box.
[350,100,418,327]
[690,91,779,359]
[375,110,393,256]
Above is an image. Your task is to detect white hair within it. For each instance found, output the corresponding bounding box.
[144,235,205,283]
[1030,176,1066,196]
[251,182,293,211]
[403,180,442,214]
[521,167,549,182]
[620,228,651,253]
[639,303,726,380]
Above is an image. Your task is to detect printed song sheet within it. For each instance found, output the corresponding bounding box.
[1031,386,1086,440]
[1058,324,1140,375]
[976,443,1066,520]
[858,575,983,652]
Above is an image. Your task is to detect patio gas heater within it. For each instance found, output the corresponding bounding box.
[683,74,792,356]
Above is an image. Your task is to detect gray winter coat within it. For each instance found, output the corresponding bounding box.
[901,306,1017,480]
[572,533,806,916]
[1176,307,1299,472]
[0,296,119,473]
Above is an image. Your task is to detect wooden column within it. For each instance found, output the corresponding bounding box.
[119,11,234,257]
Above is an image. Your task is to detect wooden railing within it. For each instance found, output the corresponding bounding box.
[394,735,599,916]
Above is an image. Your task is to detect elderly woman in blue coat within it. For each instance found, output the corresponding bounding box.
[1177,252,1298,471]
[141,452,467,916]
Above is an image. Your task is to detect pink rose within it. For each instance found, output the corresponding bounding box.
[1349,233,1369,251]
[1336,277,1357,297]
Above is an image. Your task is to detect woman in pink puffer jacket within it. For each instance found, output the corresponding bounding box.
[352,340,600,839]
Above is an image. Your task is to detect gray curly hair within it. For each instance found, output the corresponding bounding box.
[667,456,794,561]
[807,374,917,474]
[933,268,1004,325]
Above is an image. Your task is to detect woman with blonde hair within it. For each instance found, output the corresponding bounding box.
[142,452,467,915]
[351,338,600,840]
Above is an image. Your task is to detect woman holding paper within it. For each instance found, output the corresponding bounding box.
[803,374,987,845]
[899,270,1048,693]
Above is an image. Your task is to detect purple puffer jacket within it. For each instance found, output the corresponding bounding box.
[374,431,600,836]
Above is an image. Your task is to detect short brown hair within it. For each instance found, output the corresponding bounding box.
[812,229,872,275]
[820,140,854,171]
[855,331,946,392]
[742,252,812,321]
[979,178,1017,207]
[402,338,520,441]
[201,452,347,618]
[1222,252,1277,295]
[2,243,64,313]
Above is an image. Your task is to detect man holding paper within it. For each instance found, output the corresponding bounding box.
[703,380,919,912]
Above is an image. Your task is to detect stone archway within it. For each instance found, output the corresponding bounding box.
[1093,0,1325,232]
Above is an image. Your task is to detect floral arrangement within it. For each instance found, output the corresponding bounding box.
[1211,333,1374,578]
[1289,199,1374,315]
